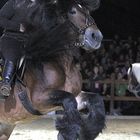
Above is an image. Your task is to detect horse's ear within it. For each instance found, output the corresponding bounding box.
[128,64,133,75]
[127,68,130,75]
[78,0,101,11]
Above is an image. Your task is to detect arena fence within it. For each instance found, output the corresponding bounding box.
[95,73,140,115]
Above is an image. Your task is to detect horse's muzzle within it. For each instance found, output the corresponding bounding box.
[81,27,103,51]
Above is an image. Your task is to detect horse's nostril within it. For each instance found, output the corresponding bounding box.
[92,33,95,38]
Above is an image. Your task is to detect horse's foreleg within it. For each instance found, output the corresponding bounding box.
[76,92,106,140]
[47,90,82,140]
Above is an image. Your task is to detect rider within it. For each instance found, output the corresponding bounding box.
[0,0,28,97]
[0,0,57,97]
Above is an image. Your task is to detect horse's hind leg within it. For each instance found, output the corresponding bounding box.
[76,92,106,140]
[48,90,82,140]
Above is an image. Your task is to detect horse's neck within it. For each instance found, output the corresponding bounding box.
[60,54,74,69]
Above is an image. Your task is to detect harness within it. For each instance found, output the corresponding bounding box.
[68,4,96,35]
[67,4,102,51]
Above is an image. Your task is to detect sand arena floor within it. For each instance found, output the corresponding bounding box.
[8,116,140,140]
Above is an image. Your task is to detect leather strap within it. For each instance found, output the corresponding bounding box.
[18,90,43,116]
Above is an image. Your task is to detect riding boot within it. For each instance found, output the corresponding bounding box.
[0,60,16,96]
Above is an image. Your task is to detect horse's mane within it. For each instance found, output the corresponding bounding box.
[22,0,82,63]
[25,0,101,26]
[17,0,99,68]
[15,0,100,30]
[25,21,80,69]
[55,0,100,12]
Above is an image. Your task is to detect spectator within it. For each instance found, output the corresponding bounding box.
[80,34,140,115]
[115,72,127,97]
[89,66,103,94]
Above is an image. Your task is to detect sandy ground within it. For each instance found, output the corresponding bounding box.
[9,117,140,140]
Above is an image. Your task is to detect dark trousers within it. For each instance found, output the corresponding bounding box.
[0,36,24,64]
[0,34,26,96]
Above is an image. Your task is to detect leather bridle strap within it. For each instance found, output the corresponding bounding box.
[68,4,95,34]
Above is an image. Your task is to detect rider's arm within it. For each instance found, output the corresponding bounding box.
[0,0,20,31]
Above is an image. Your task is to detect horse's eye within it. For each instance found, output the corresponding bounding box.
[78,4,82,9]
[30,0,35,2]
[69,9,76,15]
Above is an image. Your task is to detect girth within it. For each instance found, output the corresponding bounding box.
[17,58,43,116]
[18,90,43,116]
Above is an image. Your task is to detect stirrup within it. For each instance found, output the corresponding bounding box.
[0,84,11,96]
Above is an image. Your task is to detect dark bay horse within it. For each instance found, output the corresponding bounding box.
[0,0,105,139]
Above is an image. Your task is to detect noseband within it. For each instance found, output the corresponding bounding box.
[78,17,95,34]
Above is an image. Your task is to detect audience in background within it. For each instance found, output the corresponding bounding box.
[81,35,140,86]
[80,35,140,115]
[89,65,103,94]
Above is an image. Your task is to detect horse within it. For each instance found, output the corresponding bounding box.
[127,63,140,98]
[0,0,105,139]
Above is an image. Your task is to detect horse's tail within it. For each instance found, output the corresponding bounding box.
[79,92,106,140]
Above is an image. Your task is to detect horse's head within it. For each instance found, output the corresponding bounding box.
[67,3,103,51]
[127,63,140,98]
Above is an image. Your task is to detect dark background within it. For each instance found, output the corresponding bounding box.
[0,0,140,39]
[93,0,140,38]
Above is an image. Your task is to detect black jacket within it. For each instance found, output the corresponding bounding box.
[0,0,24,31]
[0,0,58,31]
[0,0,46,43]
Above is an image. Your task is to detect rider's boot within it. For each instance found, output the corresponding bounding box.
[0,60,16,96]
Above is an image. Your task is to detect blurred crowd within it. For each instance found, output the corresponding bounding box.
[80,35,140,92]
[79,35,140,115]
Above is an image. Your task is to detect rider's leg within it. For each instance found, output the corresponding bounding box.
[0,60,17,96]
[0,37,24,96]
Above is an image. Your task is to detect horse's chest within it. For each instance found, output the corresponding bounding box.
[65,67,82,95]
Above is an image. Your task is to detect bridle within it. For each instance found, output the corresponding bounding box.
[68,3,96,35]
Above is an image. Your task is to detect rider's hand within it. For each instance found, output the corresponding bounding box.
[20,24,25,32]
